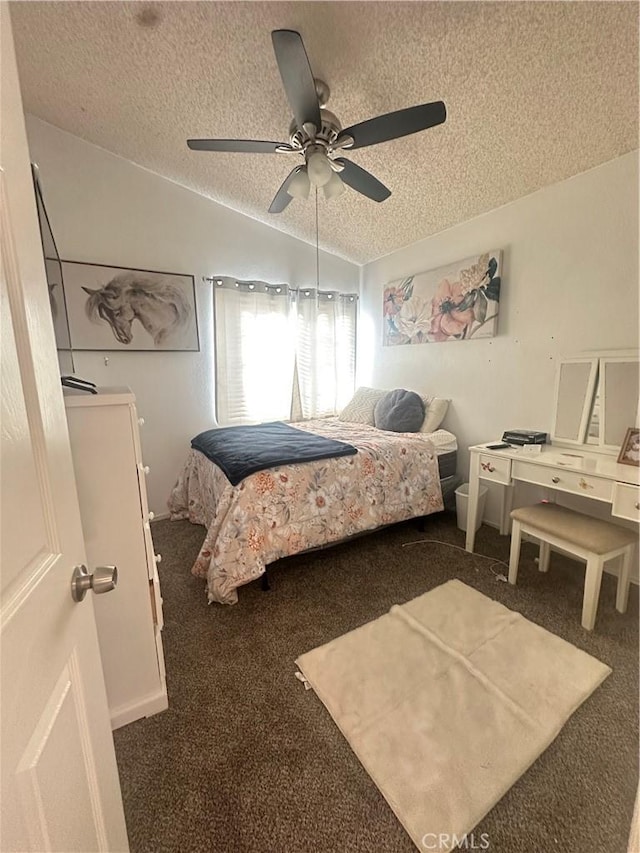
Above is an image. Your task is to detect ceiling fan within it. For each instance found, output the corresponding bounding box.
[187,29,446,214]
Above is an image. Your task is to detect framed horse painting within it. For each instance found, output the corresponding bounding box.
[60,261,199,351]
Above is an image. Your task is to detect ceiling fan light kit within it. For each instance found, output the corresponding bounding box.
[306,147,334,187]
[323,171,345,200]
[187,29,446,213]
[288,168,311,200]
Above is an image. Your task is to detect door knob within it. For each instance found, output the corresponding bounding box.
[71,565,118,603]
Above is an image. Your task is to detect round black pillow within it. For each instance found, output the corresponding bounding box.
[374,389,425,433]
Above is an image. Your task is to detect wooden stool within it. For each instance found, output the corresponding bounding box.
[509,503,636,630]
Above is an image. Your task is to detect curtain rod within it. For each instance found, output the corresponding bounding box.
[202,275,358,299]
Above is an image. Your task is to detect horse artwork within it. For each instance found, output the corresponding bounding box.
[82,273,191,347]
[60,262,199,351]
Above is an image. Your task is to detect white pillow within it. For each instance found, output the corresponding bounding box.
[419,397,450,433]
[340,388,450,431]
[338,387,387,425]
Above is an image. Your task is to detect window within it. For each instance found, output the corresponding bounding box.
[214,279,357,425]
[293,289,357,420]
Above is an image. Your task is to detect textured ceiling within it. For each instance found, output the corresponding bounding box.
[11,1,639,265]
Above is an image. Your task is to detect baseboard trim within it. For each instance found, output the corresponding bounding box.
[110,686,168,730]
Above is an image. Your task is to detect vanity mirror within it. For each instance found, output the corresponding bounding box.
[552,351,639,453]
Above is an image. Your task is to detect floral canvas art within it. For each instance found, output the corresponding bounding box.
[383,251,502,345]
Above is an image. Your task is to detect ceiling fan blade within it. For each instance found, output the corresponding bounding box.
[341,101,446,150]
[187,139,293,153]
[271,30,321,132]
[334,159,391,202]
[268,166,304,213]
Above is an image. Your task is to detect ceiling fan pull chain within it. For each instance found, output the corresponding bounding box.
[315,188,320,289]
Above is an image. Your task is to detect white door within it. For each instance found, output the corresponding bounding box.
[0,6,129,851]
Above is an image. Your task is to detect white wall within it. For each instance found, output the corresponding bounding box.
[26,116,359,514]
[25,113,639,524]
[360,151,639,523]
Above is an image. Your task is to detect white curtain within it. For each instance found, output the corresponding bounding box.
[214,278,357,425]
[293,289,357,420]
[215,280,295,425]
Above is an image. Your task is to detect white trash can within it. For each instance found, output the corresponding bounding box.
[455,483,488,532]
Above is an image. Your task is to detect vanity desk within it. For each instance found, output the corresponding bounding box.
[466,349,640,554]
[465,442,640,553]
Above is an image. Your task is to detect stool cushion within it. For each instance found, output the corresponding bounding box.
[510,503,637,555]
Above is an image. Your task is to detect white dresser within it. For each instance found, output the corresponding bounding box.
[64,386,167,729]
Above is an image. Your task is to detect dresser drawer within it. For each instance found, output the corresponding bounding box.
[612,482,640,522]
[478,454,512,485]
[512,460,613,502]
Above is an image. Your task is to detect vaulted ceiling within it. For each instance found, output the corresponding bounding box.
[11,1,638,264]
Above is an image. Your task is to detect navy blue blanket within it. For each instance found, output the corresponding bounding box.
[191,421,358,486]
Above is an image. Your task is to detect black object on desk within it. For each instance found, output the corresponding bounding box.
[501,430,547,445]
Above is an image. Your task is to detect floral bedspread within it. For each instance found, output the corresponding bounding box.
[168,419,443,605]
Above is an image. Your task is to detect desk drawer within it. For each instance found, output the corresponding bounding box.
[512,460,613,502]
[478,454,512,485]
[612,482,640,522]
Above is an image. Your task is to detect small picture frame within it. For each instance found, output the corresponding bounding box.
[617,427,640,466]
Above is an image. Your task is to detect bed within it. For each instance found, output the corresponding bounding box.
[169,417,458,605]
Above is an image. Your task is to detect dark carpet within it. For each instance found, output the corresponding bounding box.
[113,512,638,853]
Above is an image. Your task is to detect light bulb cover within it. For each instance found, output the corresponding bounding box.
[288,167,311,199]
[307,151,333,187]
[323,171,345,200]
